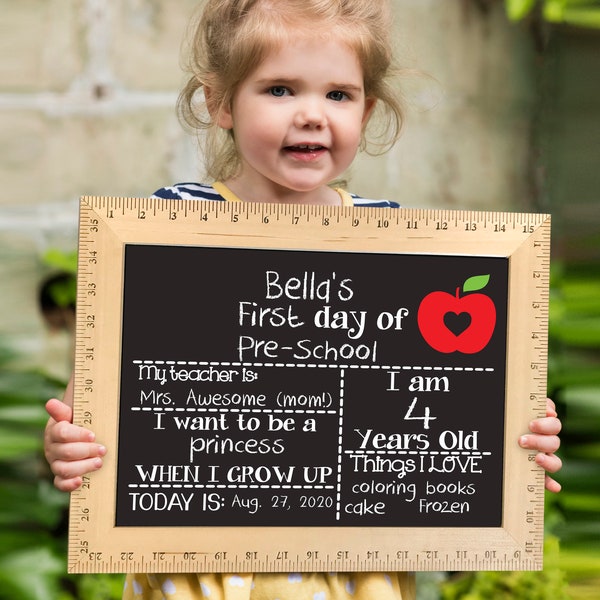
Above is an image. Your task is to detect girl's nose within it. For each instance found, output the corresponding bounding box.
[294,99,327,129]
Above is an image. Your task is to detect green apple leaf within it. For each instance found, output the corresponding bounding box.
[463,274,490,293]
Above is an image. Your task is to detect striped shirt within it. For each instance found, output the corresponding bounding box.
[152,182,400,208]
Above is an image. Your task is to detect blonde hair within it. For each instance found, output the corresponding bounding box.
[178,0,404,181]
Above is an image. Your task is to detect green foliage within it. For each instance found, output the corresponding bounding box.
[43,249,78,275]
[0,342,123,599]
[547,258,600,535]
[505,0,600,28]
[506,0,538,20]
[549,263,600,598]
[41,249,78,309]
[0,547,65,600]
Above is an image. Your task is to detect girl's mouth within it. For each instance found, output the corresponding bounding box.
[283,144,327,160]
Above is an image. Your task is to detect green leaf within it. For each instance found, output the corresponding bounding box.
[42,249,78,274]
[47,276,77,308]
[561,6,600,28]
[0,405,48,427]
[506,0,600,29]
[0,530,57,558]
[505,0,538,20]
[0,481,67,529]
[462,274,491,293]
[0,546,64,600]
[76,573,126,599]
[558,546,600,579]
[0,425,41,460]
[552,281,600,322]
[560,385,600,411]
[551,317,600,346]
[0,370,63,405]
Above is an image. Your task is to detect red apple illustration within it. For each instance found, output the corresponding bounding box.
[417,274,496,354]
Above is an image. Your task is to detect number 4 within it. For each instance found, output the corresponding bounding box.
[404,397,436,429]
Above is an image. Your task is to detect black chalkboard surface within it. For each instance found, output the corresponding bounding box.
[117,246,508,528]
[68,198,550,574]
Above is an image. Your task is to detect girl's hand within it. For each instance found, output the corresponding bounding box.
[44,380,106,492]
[519,398,562,493]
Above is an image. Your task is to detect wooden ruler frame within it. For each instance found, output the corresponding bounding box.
[69,197,550,574]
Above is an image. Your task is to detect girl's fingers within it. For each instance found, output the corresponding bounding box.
[545,398,557,418]
[544,475,562,494]
[535,451,562,474]
[47,440,106,463]
[519,433,560,454]
[528,416,562,437]
[54,475,83,493]
[51,455,104,482]
[47,420,96,445]
[45,398,73,424]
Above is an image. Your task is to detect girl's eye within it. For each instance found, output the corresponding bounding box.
[269,86,290,97]
[327,90,348,102]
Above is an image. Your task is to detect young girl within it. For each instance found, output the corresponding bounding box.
[44,1,563,598]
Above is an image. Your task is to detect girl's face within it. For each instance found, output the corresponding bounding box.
[217,35,375,204]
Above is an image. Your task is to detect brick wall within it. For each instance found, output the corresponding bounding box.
[0,0,537,375]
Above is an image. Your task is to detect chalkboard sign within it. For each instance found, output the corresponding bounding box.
[69,198,550,574]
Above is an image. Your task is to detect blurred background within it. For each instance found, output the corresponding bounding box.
[0,0,598,598]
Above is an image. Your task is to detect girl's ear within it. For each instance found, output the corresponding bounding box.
[205,85,234,130]
[362,97,377,127]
